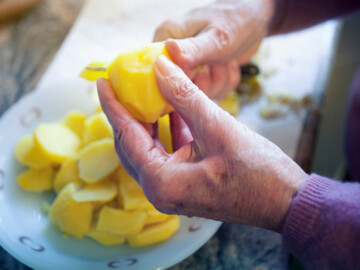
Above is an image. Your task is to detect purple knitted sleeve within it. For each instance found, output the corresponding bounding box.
[275,0,360,34]
[283,174,360,269]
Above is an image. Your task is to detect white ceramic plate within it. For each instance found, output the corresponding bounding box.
[0,79,222,270]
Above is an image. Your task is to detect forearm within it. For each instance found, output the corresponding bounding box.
[270,0,360,34]
[283,174,360,269]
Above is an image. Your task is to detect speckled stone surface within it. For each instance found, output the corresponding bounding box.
[170,224,287,270]
[0,1,288,269]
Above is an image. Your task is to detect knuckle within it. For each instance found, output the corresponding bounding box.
[116,121,136,147]
[208,158,228,182]
[208,25,233,51]
[166,75,200,103]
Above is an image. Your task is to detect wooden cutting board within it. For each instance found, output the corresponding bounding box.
[0,0,42,23]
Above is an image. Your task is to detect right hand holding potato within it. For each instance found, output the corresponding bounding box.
[154,0,278,99]
[98,55,307,232]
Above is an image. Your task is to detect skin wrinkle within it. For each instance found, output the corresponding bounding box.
[97,32,308,232]
[203,25,233,53]
[163,72,198,103]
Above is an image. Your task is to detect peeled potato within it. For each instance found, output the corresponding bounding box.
[95,106,103,113]
[62,111,87,138]
[14,134,52,169]
[79,61,108,81]
[115,167,153,210]
[127,216,180,247]
[80,42,174,123]
[158,114,173,153]
[17,166,54,192]
[83,112,113,145]
[54,157,84,193]
[145,206,171,225]
[78,138,120,183]
[49,183,93,238]
[34,123,81,163]
[96,206,147,237]
[87,228,125,246]
[72,180,117,203]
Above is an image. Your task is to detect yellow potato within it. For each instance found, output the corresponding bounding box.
[79,61,108,81]
[87,228,125,246]
[217,91,240,117]
[83,112,113,145]
[34,123,81,163]
[62,111,87,138]
[49,183,93,238]
[107,42,174,123]
[115,167,153,210]
[95,106,103,113]
[80,42,174,123]
[72,180,117,203]
[14,134,52,168]
[13,109,181,247]
[96,206,147,237]
[78,138,120,183]
[54,157,84,193]
[158,114,173,153]
[145,206,171,225]
[127,216,180,247]
[17,166,54,192]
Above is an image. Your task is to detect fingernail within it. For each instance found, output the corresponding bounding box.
[155,54,180,77]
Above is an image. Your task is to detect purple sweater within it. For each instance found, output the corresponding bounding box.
[278,1,360,269]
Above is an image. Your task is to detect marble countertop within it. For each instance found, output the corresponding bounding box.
[0,0,338,269]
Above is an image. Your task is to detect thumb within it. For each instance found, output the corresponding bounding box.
[166,27,233,68]
[153,18,207,42]
[154,55,226,139]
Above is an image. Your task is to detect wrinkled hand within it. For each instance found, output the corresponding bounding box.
[98,56,307,232]
[154,0,276,100]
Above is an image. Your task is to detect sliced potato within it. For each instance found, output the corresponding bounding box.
[95,106,103,113]
[17,166,54,192]
[127,216,180,247]
[83,112,113,145]
[49,183,93,238]
[145,206,171,225]
[34,123,81,163]
[158,114,173,153]
[78,138,120,183]
[14,134,52,168]
[217,91,240,117]
[54,157,84,193]
[96,206,147,237]
[79,61,108,81]
[115,167,153,210]
[72,180,117,203]
[62,111,87,138]
[87,228,125,246]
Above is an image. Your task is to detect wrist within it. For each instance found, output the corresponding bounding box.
[263,158,308,232]
[275,167,308,232]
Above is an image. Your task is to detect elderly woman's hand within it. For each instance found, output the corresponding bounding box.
[153,0,278,100]
[97,56,307,232]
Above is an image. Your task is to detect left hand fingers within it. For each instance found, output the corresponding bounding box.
[169,111,193,151]
[97,78,168,184]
